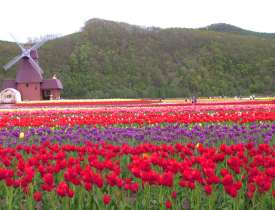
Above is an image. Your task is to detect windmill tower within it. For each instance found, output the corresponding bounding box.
[2,35,63,101]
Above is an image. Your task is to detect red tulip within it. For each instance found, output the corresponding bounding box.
[103,194,111,205]
[43,173,54,186]
[165,200,172,209]
[171,191,177,199]
[204,185,212,195]
[222,174,233,186]
[56,182,69,197]
[84,182,92,191]
[33,191,42,202]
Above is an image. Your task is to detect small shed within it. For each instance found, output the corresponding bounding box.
[41,79,63,100]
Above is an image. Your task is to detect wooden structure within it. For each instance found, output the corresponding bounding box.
[2,37,63,101]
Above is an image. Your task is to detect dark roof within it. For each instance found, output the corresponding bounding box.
[16,59,43,83]
[41,79,63,90]
[2,80,16,90]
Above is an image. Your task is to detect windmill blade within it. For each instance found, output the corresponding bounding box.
[28,57,44,74]
[3,54,24,71]
[10,33,25,52]
[30,38,48,51]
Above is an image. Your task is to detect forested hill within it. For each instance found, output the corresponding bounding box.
[201,23,275,39]
[0,19,275,98]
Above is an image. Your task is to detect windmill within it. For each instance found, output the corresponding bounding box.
[3,34,46,74]
[1,35,63,101]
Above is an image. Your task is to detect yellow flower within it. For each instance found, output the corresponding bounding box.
[19,132,25,139]
[142,153,151,158]
[195,143,201,148]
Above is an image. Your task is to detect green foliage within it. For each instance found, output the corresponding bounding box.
[1,19,275,98]
[202,23,275,39]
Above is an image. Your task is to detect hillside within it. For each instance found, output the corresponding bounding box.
[1,19,275,98]
[201,23,275,38]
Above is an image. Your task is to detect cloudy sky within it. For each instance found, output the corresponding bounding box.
[0,0,274,42]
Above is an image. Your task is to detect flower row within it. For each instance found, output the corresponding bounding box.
[0,142,274,209]
[1,123,274,147]
[1,108,275,127]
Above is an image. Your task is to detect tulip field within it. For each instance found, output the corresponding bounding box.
[0,99,274,210]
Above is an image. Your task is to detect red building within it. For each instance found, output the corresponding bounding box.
[2,38,63,101]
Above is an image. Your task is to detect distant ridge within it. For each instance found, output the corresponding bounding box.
[201,23,275,38]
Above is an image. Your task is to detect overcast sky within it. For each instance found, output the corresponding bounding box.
[1,0,275,42]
